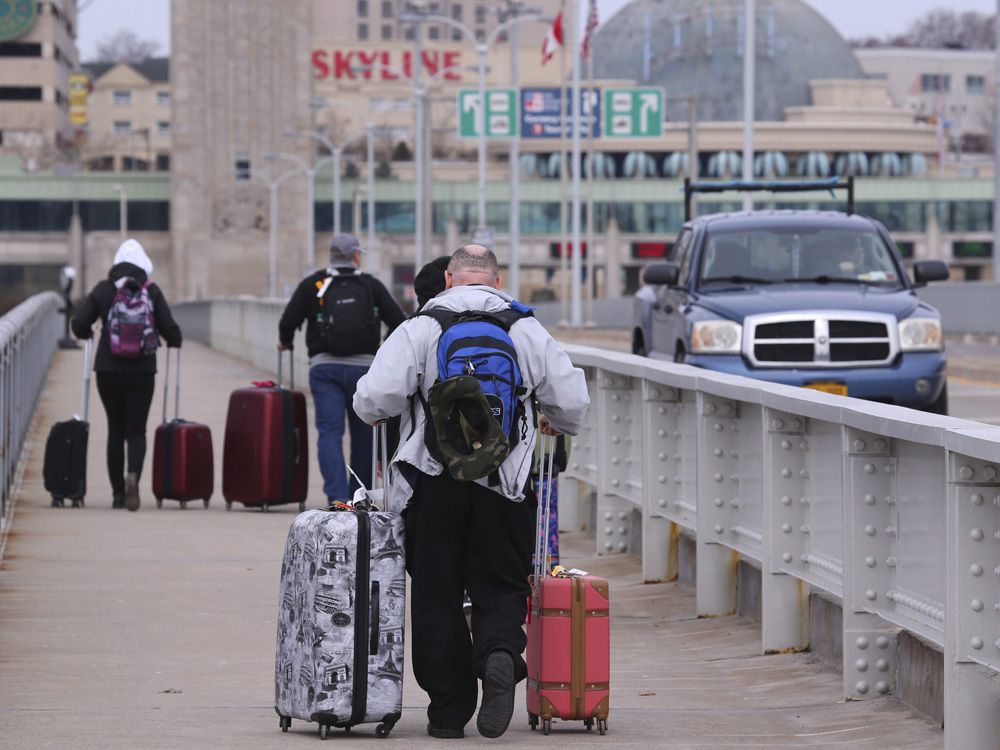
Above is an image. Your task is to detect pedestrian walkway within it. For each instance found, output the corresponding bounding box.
[0,343,943,748]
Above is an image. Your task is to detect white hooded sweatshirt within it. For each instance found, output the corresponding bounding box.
[353,285,590,509]
[113,238,154,276]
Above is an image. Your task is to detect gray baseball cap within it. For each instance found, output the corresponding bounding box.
[330,233,366,255]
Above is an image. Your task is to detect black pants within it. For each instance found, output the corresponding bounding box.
[95,372,156,496]
[404,470,536,730]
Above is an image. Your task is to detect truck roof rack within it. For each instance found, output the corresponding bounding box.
[684,176,854,221]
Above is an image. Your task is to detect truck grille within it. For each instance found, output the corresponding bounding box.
[744,313,897,368]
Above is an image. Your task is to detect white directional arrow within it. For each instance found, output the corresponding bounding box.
[638,92,658,134]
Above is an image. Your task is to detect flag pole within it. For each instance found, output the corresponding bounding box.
[558,1,569,328]
[584,1,596,327]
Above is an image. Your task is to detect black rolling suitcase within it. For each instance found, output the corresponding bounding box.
[44,339,92,508]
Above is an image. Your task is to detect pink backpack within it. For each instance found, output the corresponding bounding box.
[108,277,159,358]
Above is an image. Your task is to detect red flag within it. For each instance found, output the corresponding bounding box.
[541,11,563,66]
[581,0,599,61]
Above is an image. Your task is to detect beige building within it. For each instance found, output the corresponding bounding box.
[82,58,172,172]
[0,0,79,168]
[857,48,994,155]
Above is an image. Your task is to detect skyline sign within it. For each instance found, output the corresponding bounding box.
[457,88,518,139]
[521,87,601,139]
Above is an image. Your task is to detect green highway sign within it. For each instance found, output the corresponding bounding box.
[457,88,518,139]
[603,87,665,138]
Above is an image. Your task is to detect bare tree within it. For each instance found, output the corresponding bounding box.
[851,9,995,50]
[93,29,160,64]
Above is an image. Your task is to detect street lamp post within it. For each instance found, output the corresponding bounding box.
[265,151,316,279]
[286,128,370,244]
[397,8,541,234]
[259,167,301,297]
[366,122,376,276]
[112,183,127,240]
[354,59,481,274]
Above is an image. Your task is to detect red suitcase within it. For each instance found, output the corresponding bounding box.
[526,437,610,736]
[152,349,214,509]
[222,351,308,512]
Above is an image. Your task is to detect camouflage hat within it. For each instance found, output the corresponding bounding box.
[426,375,510,481]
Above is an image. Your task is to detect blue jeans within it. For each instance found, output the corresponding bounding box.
[309,363,372,502]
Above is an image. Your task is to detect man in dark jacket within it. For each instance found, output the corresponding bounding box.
[72,239,182,510]
[278,233,406,503]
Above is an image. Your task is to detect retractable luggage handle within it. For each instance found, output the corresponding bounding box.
[277,349,295,390]
[533,433,557,584]
[161,348,182,424]
[80,338,93,422]
[370,421,392,511]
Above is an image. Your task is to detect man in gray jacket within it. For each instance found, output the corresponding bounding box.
[354,245,589,739]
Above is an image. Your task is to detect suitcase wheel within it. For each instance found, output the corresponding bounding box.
[278,715,290,733]
[585,717,593,732]
[156,498,163,509]
[180,500,187,510]
[51,496,64,508]
[598,718,607,736]
[203,498,210,509]
[71,498,84,509]
[318,724,329,740]
[225,501,232,511]
[375,722,394,739]
[529,714,539,731]
[543,718,552,736]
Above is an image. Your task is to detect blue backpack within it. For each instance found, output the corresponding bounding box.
[418,302,534,471]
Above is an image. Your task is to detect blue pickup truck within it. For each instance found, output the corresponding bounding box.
[632,182,951,412]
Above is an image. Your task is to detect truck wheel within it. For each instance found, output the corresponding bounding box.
[631,330,647,357]
[925,384,948,415]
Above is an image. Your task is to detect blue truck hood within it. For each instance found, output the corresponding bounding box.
[693,284,926,322]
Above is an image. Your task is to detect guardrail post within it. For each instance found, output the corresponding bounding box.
[642,380,683,582]
[595,370,639,556]
[696,392,739,616]
[762,409,811,653]
[945,452,1000,749]
[843,428,898,700]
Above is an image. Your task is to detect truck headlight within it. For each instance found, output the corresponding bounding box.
[898,318,942,352]
[691,320,743,353]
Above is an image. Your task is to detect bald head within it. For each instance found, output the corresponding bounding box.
[445,244,501,289]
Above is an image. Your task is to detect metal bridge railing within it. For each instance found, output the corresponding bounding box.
[176,298,999,749]
[0,292,62,533]
[562,343,999,749]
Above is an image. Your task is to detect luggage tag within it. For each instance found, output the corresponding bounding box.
[344,465,382,512]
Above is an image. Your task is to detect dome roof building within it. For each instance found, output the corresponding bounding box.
[591,0,864,122]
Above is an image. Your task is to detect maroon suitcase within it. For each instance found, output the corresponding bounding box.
[152,349,214,508]
[222,352,308,512]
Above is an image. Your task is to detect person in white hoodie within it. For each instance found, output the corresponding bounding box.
[353,245,589,740]
[72,239,182,510]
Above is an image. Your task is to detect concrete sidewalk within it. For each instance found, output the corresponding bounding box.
[0,343,942,748]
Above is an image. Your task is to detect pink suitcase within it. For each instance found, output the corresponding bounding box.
[525,436,610,735]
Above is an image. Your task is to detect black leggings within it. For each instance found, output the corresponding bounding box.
[95,372,156,496]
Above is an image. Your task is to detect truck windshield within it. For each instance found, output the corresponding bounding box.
[698,226,904,291]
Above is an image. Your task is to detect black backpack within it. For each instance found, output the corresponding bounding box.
[316,272,380,356]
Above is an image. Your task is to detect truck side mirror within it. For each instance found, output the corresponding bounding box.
[642,262,680,287]
[912,260,949,287]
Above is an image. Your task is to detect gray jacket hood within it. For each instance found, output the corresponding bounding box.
[354,284,590,507]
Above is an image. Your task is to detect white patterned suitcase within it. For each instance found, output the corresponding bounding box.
[275,425,405,739]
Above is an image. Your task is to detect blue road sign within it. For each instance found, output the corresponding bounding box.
[521,87,601,139]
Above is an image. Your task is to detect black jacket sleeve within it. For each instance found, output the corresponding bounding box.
[152,285,183,347]
[70,286,103,340]
[371,278,407,333]
[279,277,314,348]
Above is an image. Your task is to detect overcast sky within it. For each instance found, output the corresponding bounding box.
[75,0,995,62]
